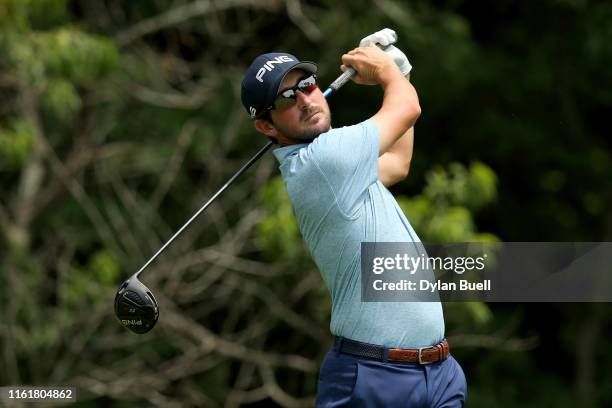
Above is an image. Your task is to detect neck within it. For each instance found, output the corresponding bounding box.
[276,125,333,146]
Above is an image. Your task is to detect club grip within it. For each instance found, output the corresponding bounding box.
[325,43,392,95]
[328,67,357,92]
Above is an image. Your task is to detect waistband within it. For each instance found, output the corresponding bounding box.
[334,337,450,365]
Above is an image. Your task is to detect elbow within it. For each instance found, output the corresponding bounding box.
[399,100,421,132]
[414,101,422,119]
[399,158,411,180]
[392,158,411,184]
[386,164,410,187]
[408,101,421,128]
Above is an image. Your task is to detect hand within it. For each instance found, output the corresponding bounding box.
[359,28,398,48]
[341,43,400,85]
[359,28,412,76]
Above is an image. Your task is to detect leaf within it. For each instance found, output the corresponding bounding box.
[425,206,476,243]
[42,78,81,121]
[256,176,302,260]
[396,195,432,232]
[36,27,119,83]
[465,161,498,209]
[464,301,493,325]
[0,119,35,169]
[89,250,120,286]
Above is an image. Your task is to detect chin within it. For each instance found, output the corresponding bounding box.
[279,113,332,143]
[312,113,332,132]
[306,121,331,140]
[314,122,331,134]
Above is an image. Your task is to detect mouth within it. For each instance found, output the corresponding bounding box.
[303,111,322,122]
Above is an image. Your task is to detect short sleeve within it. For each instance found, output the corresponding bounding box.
[307,119,380,215]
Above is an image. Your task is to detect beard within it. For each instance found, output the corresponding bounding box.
[274,105,332,143]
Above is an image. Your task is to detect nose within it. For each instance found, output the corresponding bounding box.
[295,89,313,109]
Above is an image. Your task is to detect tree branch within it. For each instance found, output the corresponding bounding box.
[285,0,322,42]
[116,0,280,46]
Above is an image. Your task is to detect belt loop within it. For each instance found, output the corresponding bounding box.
[335,337,344,355]
[382,345,389,363]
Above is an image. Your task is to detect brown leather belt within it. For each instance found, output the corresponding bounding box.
[336,337,450,365]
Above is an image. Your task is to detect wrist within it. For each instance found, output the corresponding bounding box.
[377,63,404,87]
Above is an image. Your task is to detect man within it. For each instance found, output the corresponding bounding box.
[241,29,467,407]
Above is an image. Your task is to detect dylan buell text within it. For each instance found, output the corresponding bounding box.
[372,279,492,292]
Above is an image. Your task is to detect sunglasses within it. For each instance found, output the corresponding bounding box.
[269,74,318,113]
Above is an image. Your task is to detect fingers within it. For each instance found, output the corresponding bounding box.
[379,28,397,45]
[342,46,370,63]
[341,50,357,65]
[341,45,383,67]
[358,28,397,47]
[341,48,365,76]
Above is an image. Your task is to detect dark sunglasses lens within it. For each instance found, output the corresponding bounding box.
[272,75,317,112]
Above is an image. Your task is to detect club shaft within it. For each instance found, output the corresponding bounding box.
[134,70,358,278]
[324,67,357,97]
[135,141,274,276]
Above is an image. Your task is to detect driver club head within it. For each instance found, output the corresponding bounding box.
[114,274,159,334]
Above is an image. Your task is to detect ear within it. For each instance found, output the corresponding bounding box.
[254,118,278,138]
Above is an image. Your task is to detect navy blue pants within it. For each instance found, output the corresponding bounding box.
[316,338,467,407]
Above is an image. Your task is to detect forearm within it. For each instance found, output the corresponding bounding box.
[378,73,420,135]
[384,72,414,155]
[377,74,415,187]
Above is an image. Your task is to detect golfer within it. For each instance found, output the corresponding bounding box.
[241,29,467,407]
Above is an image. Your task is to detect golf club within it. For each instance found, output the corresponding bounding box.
[114,37,397,334]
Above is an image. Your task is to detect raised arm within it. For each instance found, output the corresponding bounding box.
[377,73,414,187]
[341,44,421,157]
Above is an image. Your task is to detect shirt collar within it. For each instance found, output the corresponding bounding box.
[272,143,308,163]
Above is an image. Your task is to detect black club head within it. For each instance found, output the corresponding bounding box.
[114,275,159,334]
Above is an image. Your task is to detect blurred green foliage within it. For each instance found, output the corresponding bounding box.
[398,161,499,243]
[89,250,120,286]
[3,27,118,87]
[0,119,35,169]
[41,79,81,121]
[35,28,119,83]
[256,176,301,260]
[0,0,69,29]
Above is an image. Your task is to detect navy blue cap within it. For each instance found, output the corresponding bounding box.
[241,52,317,118]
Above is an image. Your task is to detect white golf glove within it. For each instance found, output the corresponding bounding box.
[359,28,412,76]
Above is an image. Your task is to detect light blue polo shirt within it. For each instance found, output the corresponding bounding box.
[272,119,444,348]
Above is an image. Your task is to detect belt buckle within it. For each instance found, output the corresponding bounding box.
[418,347,432,365]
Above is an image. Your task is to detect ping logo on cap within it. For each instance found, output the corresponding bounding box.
[249,106,257,118]
[256,55,295,83]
